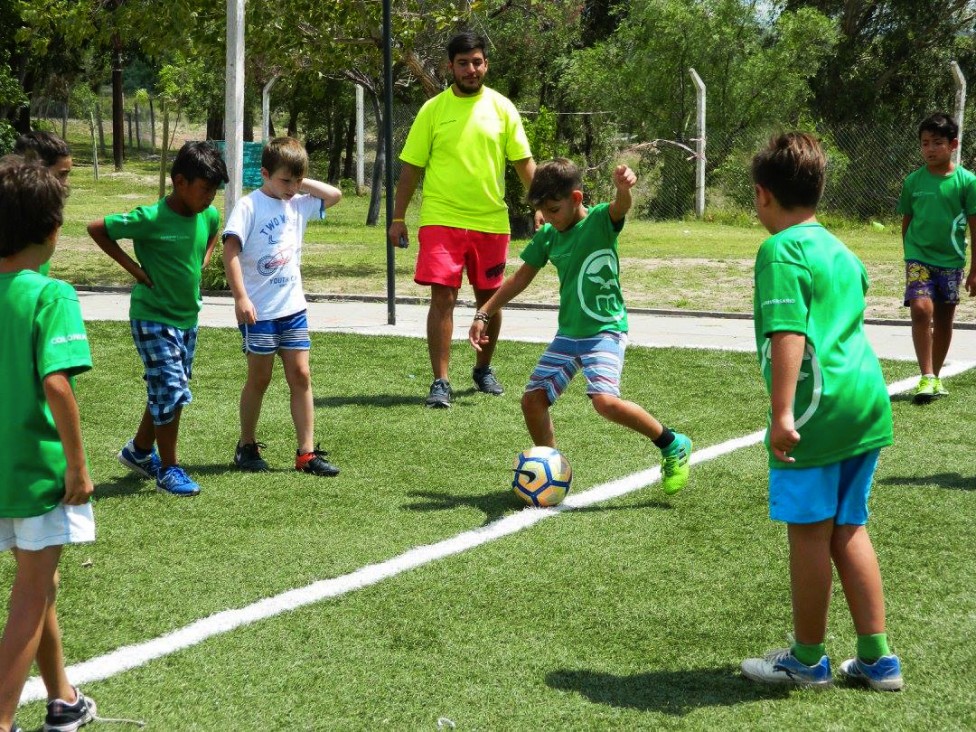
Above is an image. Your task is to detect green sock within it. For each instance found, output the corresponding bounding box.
[791,641,826,666]
[856,633,890,663]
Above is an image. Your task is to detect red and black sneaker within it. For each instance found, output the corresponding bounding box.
[296,444,340,477]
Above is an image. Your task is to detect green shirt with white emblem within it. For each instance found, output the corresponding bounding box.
[520,203,628,337]
[897,166,976,269]
[753,222,893,469]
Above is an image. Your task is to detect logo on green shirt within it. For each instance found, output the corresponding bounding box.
[578,249,624,323]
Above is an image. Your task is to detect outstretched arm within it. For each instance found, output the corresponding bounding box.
[608,165,637,224]
[469,263,539,351]
[301,178,342,207]
[87,219,153,287]
[388,162,423,248]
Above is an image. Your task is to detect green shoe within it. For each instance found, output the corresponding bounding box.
[661,433,692,495]
[913,375,937,404]
[934,377,949,397]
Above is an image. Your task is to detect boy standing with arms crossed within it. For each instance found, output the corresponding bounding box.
[741,133,903,690]
[88,141,228,497]
[0,159,96,732]
[222,137,343,476]
[469,159,692,494]
[898,112,976,403]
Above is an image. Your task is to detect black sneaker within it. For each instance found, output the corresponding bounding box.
[425,378,453,408]
[473,365,504,395]
[234,441,269,472]
[43,687,95,731]
[296,444,340,477]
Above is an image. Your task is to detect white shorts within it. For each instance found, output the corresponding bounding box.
[0,503,95,551]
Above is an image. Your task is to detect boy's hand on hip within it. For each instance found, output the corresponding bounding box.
[62,467,94,505]
[134,267,153,288]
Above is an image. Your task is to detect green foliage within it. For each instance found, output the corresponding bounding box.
[0,119,16,155]
[201,242,228,291]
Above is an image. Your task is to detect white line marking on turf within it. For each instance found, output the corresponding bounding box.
[20,360,976,703]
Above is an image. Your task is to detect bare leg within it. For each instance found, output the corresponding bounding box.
[909,298,934,375]
[154,408,182,469]
[522,389,555,447]
[280,349,314,454]
[589,394,664,440]
[133,406,155,453]
[931,301,957,376]
[239,352,275,444]
[427,284,458,381]
[787,520,834,645]
[831,524,887,636]
[473,286,502,369]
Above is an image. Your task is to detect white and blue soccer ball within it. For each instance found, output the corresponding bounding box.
[512,446,573,507]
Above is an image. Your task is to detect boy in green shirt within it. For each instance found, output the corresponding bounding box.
[468,158,692,495]
[88,142,228,497]
[0,158,96,732]
[741,133,903,690]
[897,112,976,402]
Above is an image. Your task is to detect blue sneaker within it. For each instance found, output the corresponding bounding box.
[741,648,833,687]
[660,433,692,495]
[43,686,96,731]
[156,465,201,497]
[117,439,161,479]
[839,654,904,691]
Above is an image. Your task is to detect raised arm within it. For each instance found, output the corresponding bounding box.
[387,162,424,248]
[301,178,343,207]
[608,165,637,224]
[87,219,153,287]
[469,263,539,351]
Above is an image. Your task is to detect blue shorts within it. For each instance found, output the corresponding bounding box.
[239,310,310,355]
[525,331,628,405]
[769,450,880,525]
[131,320,197,426]
[904,260,963,306]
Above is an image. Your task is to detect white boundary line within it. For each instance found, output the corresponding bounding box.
[20,361,976,703]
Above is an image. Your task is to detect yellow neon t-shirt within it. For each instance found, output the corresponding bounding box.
[399,86,532,234]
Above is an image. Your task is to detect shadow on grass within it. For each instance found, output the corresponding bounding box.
[314,386,484,408]
[94,462,248,499]
[879,473,973,491]
[546,668,789,715]
[404,490,674,525]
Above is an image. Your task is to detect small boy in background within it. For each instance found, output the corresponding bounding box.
[898,112,976,403]
[88,141,228,497]
[741,133,903,690]
[469,158,692,495]
[0,158,96,732]
[14,131,72,278]
[222,136,343,476]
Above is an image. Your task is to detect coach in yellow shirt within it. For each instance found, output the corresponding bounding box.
[388,30,536,408]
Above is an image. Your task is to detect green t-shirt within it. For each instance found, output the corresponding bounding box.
[0,271,92,517]
[520,204,628,337]
[897,165,976,269]
[753,223,893,469]
[104,199,220,328]
[399,86,532,234]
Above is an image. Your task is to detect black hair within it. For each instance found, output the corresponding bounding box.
[0,155,66,256]
[918,112,958,141]
[447,31,487,61]
[170,141,229,185]
[13,131,70,167]
[527,158,583,209]
[751,132,826,210]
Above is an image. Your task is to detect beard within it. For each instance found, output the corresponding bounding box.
[454,75,484,95]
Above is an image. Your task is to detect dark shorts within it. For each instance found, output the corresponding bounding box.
[904,260,963,306]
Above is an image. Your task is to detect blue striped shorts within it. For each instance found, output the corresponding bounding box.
[239,309,311,355]
[131,320,197,426]
[525,331,628,404]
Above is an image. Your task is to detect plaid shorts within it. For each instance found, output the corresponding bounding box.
[904,260,963,306]
[525,331,628,405]
[131,320,198,425]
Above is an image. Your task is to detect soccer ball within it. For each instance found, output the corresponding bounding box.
[512,447,573,507]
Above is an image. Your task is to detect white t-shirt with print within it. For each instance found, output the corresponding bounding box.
[223,189,325,320]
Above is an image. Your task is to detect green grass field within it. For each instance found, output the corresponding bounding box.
[5,322,975,730]
[49,156,976,324]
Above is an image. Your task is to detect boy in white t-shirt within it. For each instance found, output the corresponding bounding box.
[222,137,343,476]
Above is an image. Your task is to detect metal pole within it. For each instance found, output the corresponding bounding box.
[262,75,280,142]
[951,61,966,167]
[356,84,365,193]
[383,0,396,325]
[689,68,706,218]
[224,0,245,216]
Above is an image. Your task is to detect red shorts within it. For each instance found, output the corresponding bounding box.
[414,225,509,290]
